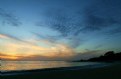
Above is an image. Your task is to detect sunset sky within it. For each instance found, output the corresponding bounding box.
[0,0,121,60]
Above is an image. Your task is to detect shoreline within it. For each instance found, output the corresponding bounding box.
[2,62,111,75]
[2,62,121,79]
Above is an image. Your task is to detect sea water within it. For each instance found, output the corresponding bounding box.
[1,60,102,72]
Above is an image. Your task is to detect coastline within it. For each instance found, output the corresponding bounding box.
[2,62,108,75]
[2,62,121,79]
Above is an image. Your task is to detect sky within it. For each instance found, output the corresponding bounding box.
[0,0,121,60]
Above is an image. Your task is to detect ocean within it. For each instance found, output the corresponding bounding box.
[1,61,102,72]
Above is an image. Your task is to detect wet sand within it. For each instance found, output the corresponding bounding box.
[2,63,121,79]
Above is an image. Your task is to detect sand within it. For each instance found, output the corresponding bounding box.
[2,63,121,79]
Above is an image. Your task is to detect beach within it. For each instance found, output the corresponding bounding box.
[2,63,121,79]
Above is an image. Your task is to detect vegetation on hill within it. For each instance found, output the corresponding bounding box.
[88,51,121,62]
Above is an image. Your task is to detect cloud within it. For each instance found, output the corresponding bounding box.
[0,34,9,39]
[81,14,119,33]
[73,50,105,60]
[37,8,72,37]
[0,33,23,41]
[0,33,27,43]
[0,34,76,60]
[38,0,121,34]
[32,32,60,43]
[35,0,121,49]
[36,8,86,48]
[80,0,121,34]
[81,15,118,32]
[0,33,38,46]
[0,8,21,27]
[0,53,21,60]
[106,26,121,35]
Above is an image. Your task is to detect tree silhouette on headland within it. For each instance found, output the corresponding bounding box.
[88,51,121,62]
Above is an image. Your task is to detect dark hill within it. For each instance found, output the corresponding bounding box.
[88,51,121,62]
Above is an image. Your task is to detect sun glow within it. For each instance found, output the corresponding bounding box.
[0,54,19,60]
[0,34,75,60]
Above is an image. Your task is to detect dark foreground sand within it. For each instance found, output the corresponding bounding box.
[2,63,121,79]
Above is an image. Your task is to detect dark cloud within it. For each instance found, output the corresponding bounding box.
[36,0,121,48]
[37,8,85,47]
[80,0,121,33]
[0,8,21,27]
[40,9,74,37]
[109,28,121,35]
[81,14,118,32]
[40,0,121,34]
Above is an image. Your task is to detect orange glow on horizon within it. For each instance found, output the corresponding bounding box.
[0,55,19,60]
[0,34,75,60]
